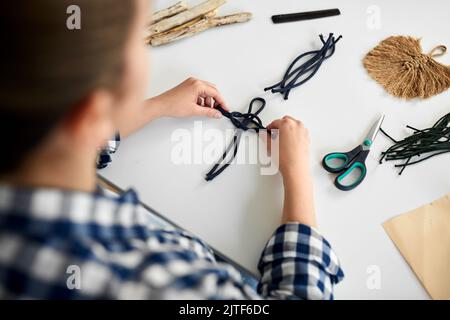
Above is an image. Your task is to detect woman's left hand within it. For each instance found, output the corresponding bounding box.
[151,77,229,118]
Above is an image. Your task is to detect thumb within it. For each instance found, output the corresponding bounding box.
[194,105,222,119]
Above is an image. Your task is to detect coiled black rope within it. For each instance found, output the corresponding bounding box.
[380,112,450,175]
[264,33,342,100]
[205,97,267,181]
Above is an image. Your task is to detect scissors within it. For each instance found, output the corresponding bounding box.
[322,115,385,191]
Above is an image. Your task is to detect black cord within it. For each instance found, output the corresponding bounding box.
[379,128,397,144]
[379,113,450,175]
[205,33,342,181]
[205,97,268,181]
[264,33,342,100]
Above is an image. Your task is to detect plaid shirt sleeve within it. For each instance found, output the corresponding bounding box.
[96,133,120,169]
[257,223,344,300]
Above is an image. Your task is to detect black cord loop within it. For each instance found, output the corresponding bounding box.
[264,33,342,100]
[205,98,267,181]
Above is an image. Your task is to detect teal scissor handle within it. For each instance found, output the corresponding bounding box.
[322,152,350,173]
[322,145,369,191]
[334,160,367,191]
[322,145,362,173]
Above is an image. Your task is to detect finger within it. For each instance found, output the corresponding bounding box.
[266,119,283,130]
[189,77,216,89]
[199,93,229,111]
[197,85,229,111]
[203,80,217,89]
[201,97,223,114]
[203,96,214,108]
[211,100,226,111]
[204,97,225,111]
[197,97,205,106]
[193,104,222,119]
[282,115,298,122]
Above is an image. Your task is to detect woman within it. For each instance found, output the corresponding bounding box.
[0,0,343,299]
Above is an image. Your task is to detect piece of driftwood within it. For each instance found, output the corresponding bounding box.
[148,0,226,36]
[148,12,252,46]
[150,0,188,25]
[151,8,217,37]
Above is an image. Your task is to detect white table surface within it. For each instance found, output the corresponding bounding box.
[101,0,450,299]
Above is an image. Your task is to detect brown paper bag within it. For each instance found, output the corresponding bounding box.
[383,194,450,300]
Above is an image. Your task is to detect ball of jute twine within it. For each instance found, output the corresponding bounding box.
[363,36,450,99]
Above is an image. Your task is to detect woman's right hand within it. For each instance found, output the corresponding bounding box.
[266,116,311,179]
[265,116,316,227]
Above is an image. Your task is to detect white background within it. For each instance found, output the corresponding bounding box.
[101,0,450,299]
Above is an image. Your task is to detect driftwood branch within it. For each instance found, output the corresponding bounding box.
[148,0,226,36]
[156,9,217,32]
[148,12,252,46]
[150,1,188,25]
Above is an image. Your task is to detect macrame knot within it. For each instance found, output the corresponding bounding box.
[206,97,268,181]
[404,55,428,70]
[216,97,266,132]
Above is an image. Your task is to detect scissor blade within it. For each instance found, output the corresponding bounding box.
[363,114,385,150]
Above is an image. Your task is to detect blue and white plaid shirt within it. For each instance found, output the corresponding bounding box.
[0,136,344,300]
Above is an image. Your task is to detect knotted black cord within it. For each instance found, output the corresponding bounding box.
[206,33,341,181]
[379,112,450,175]
[205,97,268,181]
[264,33,342,100]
